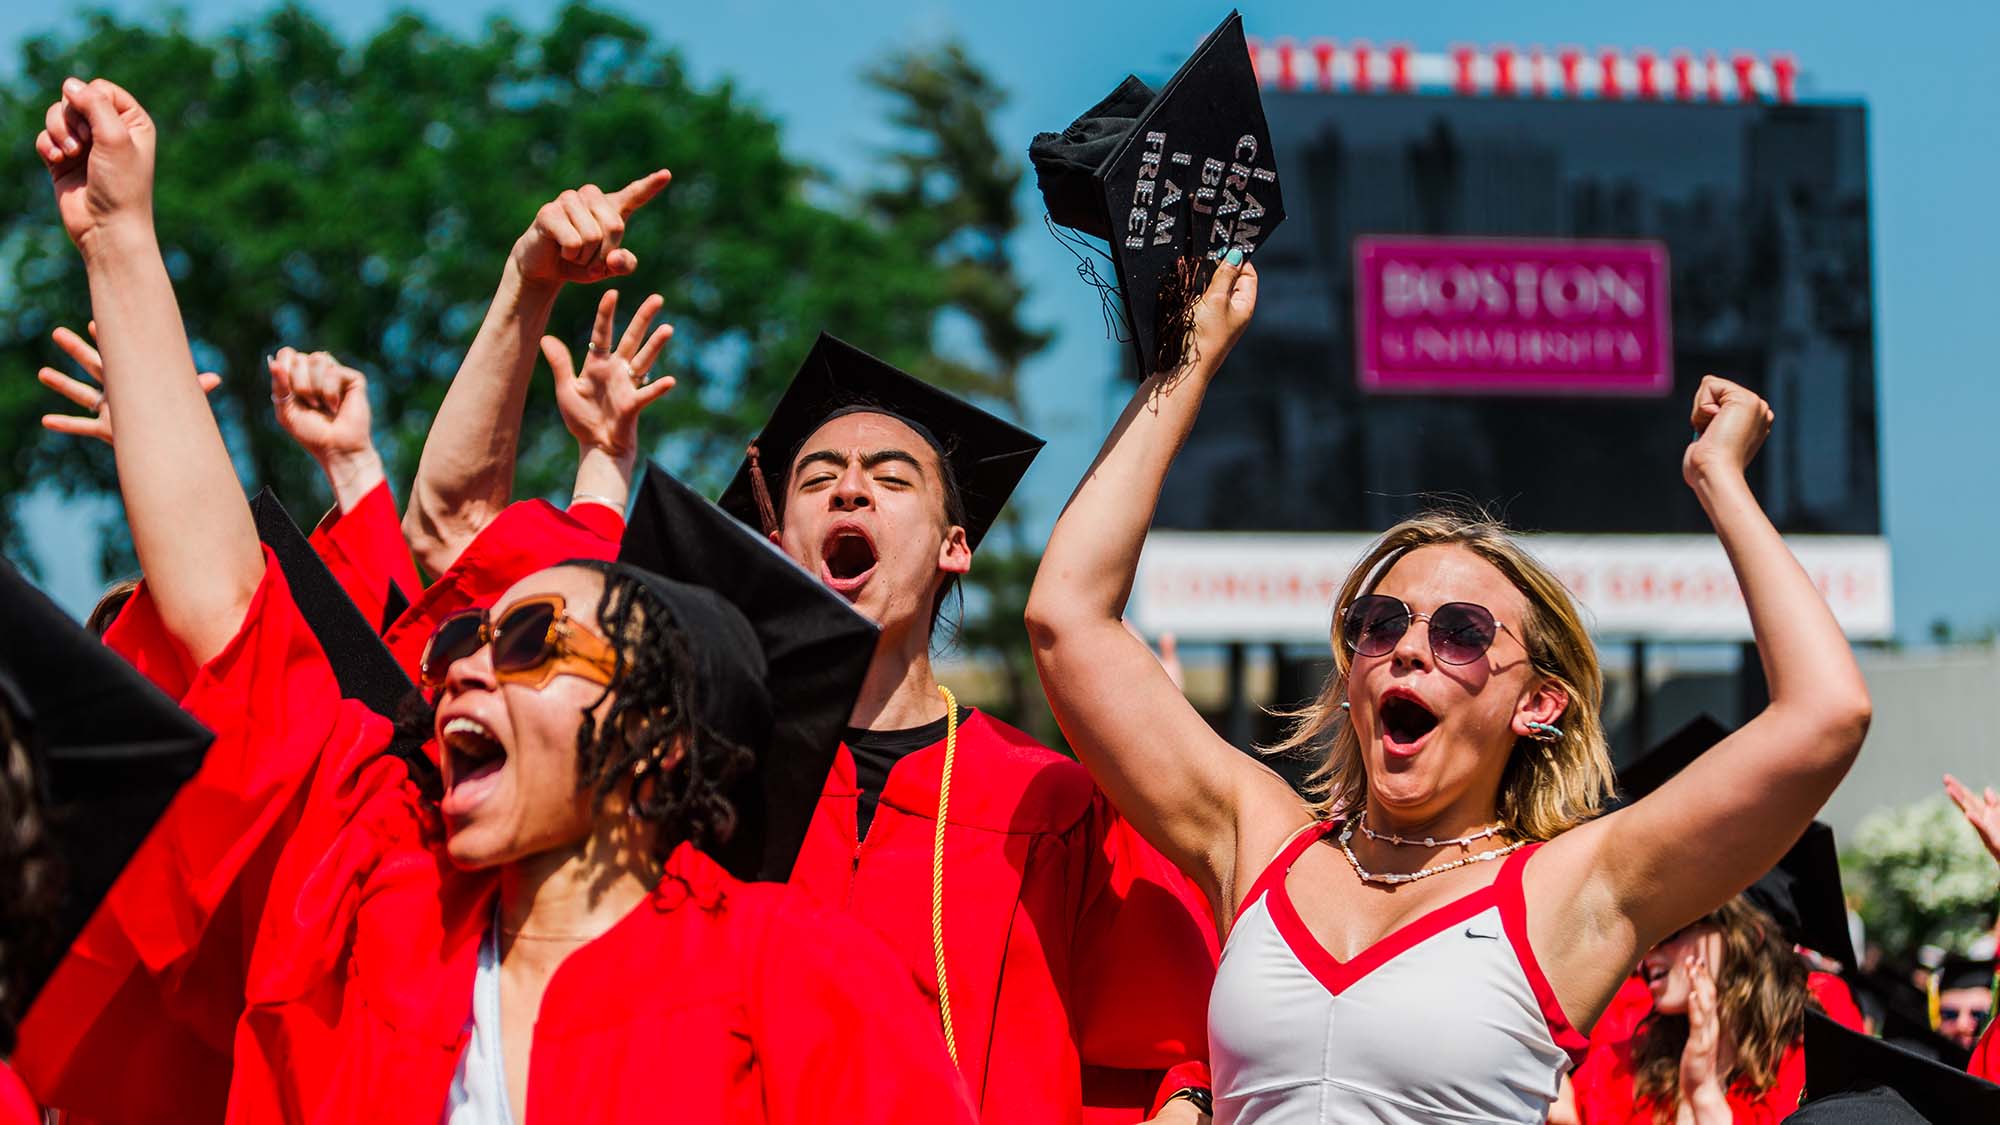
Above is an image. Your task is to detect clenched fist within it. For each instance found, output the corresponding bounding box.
[35,77,157,251]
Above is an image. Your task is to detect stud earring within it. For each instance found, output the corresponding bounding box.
[1524,720,1563,743]
[1339,701,1350,711]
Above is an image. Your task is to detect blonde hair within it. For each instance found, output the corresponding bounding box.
[1266,509,1613,841]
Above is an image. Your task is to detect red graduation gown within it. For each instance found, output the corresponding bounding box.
[789,712,1219,1124]
[307,480,423,632]
[0,1064,35,1125]
[1569,971,1863,1124]
[19,556,973,1125]
[381,499,624,682]
[1974,1016,1999,1082]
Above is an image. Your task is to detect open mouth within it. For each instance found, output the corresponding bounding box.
[440,715,507,818]
[820,526,878,596]
[1378,692,1440,753]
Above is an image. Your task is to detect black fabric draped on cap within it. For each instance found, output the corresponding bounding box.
[1792,1009,2000,1123]
[0,556,213,1012]
[1615,715,1856,970]
[719,332,1044,552]
[1030,10,1285,377]
[252,491,413,720]
[622,463,880,882]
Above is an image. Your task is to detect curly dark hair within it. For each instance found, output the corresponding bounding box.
[0,703,63,1056]
[562,563,755,861]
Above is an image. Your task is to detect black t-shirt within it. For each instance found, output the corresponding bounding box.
[843,709,972,839]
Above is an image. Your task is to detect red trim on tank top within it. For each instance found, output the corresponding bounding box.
[1232,819,1335,925]
[1495,845,1591,1066]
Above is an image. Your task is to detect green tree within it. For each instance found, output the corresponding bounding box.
[863,42,1058,740]
[0,3,946,570]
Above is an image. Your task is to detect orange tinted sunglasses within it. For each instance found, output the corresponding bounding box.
[419,594,618,691]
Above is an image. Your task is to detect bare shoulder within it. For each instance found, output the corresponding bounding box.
[1519,814,1643,1032]
[1223,762,1319,917]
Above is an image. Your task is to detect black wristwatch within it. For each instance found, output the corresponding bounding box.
[1166,1087,1214,1116]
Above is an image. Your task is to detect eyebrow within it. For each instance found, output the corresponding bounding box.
[792,448,929,480]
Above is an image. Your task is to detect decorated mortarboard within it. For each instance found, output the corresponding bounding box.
[0,557,213,1013]
[719,332,1044,552]
[1791,1009,2000,1123]
[1616,716,1856,970]
[252,490,413,720]
[1031,10,1284,376]
[622,463,880,882]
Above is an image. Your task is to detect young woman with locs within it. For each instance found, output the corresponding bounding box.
[15,76,972,1124]
[1025,249,1872,1124]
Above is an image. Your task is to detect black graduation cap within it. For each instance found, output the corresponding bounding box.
[1933,955,1998,997]
[1792,1009,2000,1123]
[1616,716,1856,971]
[1031,10,1284,376]
[0,557,213,1014]
[251,490,413,720]
[718,332,1044,552]
[622,463,880,882]
[1848,966,1972,1069]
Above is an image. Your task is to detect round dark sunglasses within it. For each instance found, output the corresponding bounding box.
[1341,593,1518,666]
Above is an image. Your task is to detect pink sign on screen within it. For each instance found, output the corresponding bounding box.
[1354,236,1672,396]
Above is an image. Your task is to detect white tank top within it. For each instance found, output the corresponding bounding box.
[1208,821,1588,1124]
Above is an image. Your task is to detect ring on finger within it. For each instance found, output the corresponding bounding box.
[587,341,612,356]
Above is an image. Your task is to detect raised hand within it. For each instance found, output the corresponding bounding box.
[39,322,221,444]
[542,289,676,461]
[510,171,672,288]
[269,348,386,512]
[1945,774,2000,865]
[1179,251,1258,378]
[269,348,374,460]
[35,76,156,250]
[1683,374,1774,488]
[1676,949,1730,1123]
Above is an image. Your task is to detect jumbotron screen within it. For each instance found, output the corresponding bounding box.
[1147,93,1877,536]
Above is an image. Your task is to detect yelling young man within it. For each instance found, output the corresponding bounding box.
[720,334,1219,1125]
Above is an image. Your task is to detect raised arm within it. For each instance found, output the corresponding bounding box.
[38,78,261,663]
[400,172,669,575]
[543,288,678,514]
[1549,377,1872,972]
[1025,255,1297,909]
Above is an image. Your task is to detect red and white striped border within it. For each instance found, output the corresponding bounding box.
[1242,40,1798,104]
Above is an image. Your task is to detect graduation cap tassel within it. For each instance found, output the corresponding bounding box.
[744,443,780,537]
[1152,254,1212,377]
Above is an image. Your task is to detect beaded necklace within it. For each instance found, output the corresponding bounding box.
[1358,817,1505,849]
[1338,818,1525,887]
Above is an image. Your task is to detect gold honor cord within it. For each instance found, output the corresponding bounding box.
[932,684,961,1067]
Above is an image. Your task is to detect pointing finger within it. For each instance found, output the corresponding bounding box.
[610,169,671,217]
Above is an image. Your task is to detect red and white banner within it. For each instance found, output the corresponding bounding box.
[1132,532,1892,643]
[1239,40,1799,104]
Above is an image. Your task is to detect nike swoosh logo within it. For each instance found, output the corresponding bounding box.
[1465,926,1501,940]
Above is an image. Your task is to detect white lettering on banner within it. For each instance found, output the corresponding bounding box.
[1130,532,1893,643]
[1379,261,1649,321]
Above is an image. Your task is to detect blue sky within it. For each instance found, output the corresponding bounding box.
[8,1,1997,642]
